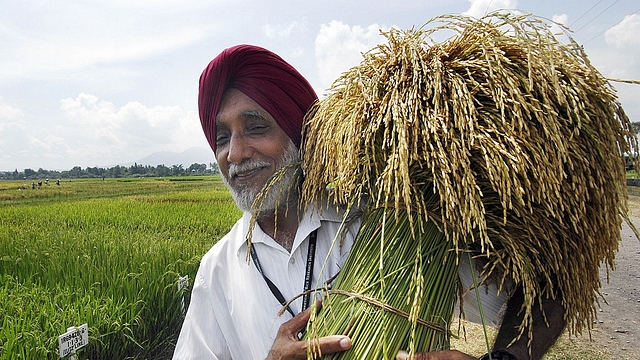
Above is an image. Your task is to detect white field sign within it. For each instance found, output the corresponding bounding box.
[58,324,88,358]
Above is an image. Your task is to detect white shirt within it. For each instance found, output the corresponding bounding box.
[173,204,360,360]
[173,205,510,360]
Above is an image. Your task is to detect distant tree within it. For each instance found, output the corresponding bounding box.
[24,168,37,178]
[130,162,145,176]
[154,164,170,177]
[632,122,640,134]
[36,168,50,177]
[69,166,83,178]
[170,164,184,176]
[86,167,99,177]
[0,161,227,181]
[111,165,127,178]
[209,162,220,174]
[188,163,207,174]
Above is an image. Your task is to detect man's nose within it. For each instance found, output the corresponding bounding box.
[226,134,253,164]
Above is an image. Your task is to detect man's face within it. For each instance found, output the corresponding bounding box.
[215,88,299,212]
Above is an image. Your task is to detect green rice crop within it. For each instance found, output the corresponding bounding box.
[0,177,240,359]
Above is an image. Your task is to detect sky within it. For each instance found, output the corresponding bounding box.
[1,0,639,171]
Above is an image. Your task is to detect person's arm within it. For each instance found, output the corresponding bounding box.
[266,302,352,360]
[397,286,566,360]
[491,286,566,360]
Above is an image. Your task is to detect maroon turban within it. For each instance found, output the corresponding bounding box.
[199,44,318,153]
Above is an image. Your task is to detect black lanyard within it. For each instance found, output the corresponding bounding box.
[250,229,318,317]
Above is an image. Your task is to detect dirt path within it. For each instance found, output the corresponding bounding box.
[586,215,640,359]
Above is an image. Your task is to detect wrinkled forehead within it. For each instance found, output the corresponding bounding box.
[215,88,276,127]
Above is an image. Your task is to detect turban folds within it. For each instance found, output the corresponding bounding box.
[199,44,318,153]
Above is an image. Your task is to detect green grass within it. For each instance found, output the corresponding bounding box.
[0,177,240,359]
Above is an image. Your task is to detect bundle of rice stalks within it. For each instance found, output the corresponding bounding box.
[300,12,638,359]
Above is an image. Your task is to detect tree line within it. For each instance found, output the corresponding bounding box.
[4,122,639,181]
[0,162,220,180]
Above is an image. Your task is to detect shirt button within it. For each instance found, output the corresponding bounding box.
[289,258,295,265]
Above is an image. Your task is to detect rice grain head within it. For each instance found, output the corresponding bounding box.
[300,11,637,346]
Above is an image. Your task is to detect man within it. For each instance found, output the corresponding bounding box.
[173,44,566,360]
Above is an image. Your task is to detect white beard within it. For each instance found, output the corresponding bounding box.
[221,141,300,213]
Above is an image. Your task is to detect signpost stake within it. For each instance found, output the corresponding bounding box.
[178,275,189,317]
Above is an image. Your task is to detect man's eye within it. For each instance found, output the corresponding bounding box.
[248,125,269,134]
[216,134,230,146]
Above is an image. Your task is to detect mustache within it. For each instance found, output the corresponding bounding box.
[228,160,270,178]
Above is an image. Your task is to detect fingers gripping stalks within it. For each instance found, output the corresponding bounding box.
[266,302,352,360]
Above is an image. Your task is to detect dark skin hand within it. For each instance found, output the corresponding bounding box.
[266,302,352,360]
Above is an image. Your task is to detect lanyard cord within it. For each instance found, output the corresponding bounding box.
[250,229,318,317]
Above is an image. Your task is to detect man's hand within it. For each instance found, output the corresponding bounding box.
[266,302,352,360]
[396,350,475,360]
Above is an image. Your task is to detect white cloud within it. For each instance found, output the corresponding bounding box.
[59,93,203,153]
[463,0,518,19]
[0,103,24,123]
[587,14,640,123]
[1,24,214,80]
[28,133,69,154]
[315,21,388,90]
[263,19,308,39]
[552,14,569,26]
[615,83,640,124]
[0,1,220,82]
[290,46,305,58]
[550,14,569,36]
[173,111,209,154]
[1,93,207,171]
[589,14,640,81]
[89,0,234,10]
[0,102,34,170]
[0,102,26,152]
[605,14,640,49]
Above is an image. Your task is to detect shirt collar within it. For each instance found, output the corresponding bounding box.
[233,202,346,258]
